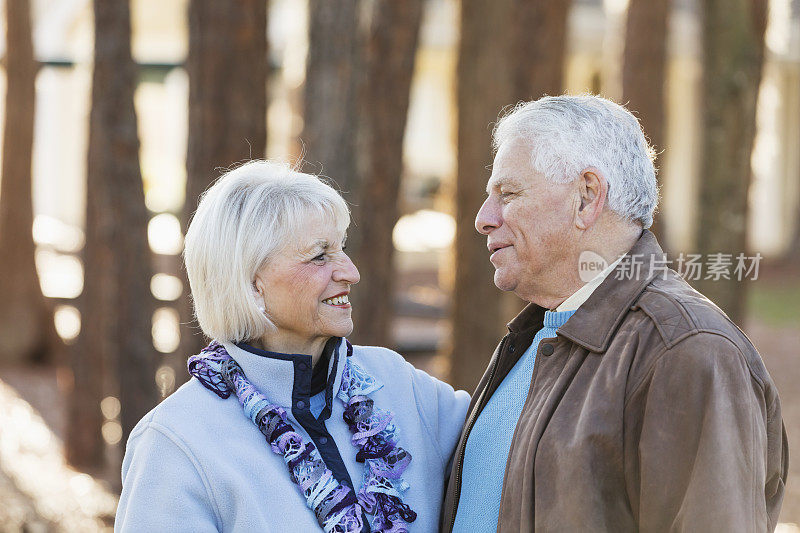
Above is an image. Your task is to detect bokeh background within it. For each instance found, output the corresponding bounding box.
[0,0,798,530]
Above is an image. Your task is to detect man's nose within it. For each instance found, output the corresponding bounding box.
[475,197,500,235]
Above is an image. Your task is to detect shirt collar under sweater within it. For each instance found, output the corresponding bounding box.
[555,255,625,312]
[220,337,345,415]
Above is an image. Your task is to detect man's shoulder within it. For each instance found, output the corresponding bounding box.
[622,271,773,389]
[631,271,752,351]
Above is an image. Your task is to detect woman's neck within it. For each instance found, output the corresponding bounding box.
[249,336,328,366]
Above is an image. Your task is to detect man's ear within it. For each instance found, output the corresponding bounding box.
[575,167,608,230]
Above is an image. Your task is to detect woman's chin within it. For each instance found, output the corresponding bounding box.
[341,323,355,338]
[327,320,354,339]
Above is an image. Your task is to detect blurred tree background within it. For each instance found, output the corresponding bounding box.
[0,0,799,529]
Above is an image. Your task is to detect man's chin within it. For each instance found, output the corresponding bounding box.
[493,272,517,292]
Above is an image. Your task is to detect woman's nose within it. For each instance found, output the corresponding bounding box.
[334,254,360,285]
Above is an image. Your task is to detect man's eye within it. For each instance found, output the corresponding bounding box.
[312,253,326,262]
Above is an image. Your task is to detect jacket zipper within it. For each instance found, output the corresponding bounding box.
[446,336,507,532]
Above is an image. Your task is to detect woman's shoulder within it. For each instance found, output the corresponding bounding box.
[349,343,405,361]
[129,377,238,447]
[348,344,415,378]
[347,343,450,395]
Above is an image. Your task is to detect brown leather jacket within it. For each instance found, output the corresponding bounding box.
[442,231,788,532]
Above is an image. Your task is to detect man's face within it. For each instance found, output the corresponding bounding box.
[475,139,577,303]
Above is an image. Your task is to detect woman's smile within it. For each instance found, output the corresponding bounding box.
[322,292,351,307]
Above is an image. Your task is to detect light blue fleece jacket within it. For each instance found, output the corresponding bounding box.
[115,340,470,532]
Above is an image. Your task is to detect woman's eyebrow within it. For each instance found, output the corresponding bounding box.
[306,237,346,254]
[303,239,329,254]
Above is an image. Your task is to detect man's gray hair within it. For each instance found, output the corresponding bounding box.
[184,160,350,343]
[493,95,659,228]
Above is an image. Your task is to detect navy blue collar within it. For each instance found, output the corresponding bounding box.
[219,339,364,509]
[234,337,342,419]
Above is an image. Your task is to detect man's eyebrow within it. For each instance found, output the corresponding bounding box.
[486,177,521,194]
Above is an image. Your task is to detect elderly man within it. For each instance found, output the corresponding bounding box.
[441,95,787,532]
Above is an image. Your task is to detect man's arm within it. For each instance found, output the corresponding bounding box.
[624,331,787,532]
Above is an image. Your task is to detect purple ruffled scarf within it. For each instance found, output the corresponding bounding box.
[188,341,416,533]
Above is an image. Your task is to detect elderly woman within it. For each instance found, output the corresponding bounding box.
[115,161,469,532]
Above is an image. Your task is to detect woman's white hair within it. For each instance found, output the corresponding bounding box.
[183,160,350,344]
[493,94,659,228]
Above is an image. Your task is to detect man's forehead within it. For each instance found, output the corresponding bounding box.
[488,137,556,191]
[489,140,529,173]
[487,150,529,190]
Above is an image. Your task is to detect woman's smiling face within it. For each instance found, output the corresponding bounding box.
[253,212,360,356]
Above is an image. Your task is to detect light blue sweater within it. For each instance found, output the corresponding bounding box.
[453,309,576,532]
[115,340,470,532]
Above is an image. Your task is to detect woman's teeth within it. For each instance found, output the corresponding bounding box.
[323,295,349,306]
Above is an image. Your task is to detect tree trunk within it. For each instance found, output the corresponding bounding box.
[302,0,361,196]
[695,0,767,325]
[786,126,800,260]
[351,0,423,347]
[68,0,157,469]
[0,0,58,365]
[513,0,570,101]
[451,0,516,391]
[180,0,268,376]
[787,201,800,261]
[623,0,670,247]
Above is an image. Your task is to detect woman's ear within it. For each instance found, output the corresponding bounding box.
[576,167,608,230]
[252,279,266,313]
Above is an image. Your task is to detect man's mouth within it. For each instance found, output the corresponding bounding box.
[322,293,350,307]
[489,243,511,257]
